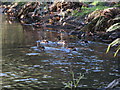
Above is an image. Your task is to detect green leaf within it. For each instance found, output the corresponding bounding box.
[113,16,120,21]
[111,38,120,45]
[106,23,120,32]
[106,44,111,53]
[106,38,120,57]
[114,45,120,57]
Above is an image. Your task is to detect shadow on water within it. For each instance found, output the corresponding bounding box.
[1,10,120,89]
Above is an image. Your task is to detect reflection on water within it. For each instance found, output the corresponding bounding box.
[1,11,120,89]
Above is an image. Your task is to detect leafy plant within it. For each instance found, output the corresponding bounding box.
[63,71,84,89]
[94,16,106,31]
[113,16,120,21]
[106,38,120,57]
[106,21,120,57]
[106,23,120,32]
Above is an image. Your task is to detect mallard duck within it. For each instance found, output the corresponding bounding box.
[40,40,49,44]
[81,40,88,43]
[57,40,66,45]
[67,46,77,51]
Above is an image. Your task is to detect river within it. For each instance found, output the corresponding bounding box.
[1,8,120,89]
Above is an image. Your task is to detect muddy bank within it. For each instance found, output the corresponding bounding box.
[2,2,120,43]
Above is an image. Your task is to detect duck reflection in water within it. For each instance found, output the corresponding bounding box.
[37,45,45,50]
[67,46,77,51]
[57,36,66,47]
[36,41,45,50]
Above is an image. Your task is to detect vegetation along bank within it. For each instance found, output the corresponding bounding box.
[1,1,120,56]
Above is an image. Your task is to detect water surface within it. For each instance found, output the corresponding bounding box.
[1,9,120,89]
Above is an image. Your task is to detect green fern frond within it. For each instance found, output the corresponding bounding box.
[106,38,120,56]
[111,38,120,47]
[106,23,120,32]
[114,45,120,57]
[106,38,120,54]
[110,38,120,46]
[113,16,120,21]
[106,44,111,53]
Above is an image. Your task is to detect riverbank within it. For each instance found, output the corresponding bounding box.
[1,2,120,44]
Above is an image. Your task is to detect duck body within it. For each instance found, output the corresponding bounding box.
[40,40,49,44]
[57,40,66,45]
[81,40,88,43]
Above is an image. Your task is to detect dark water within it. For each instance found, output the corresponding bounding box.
[1,9,120,89]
